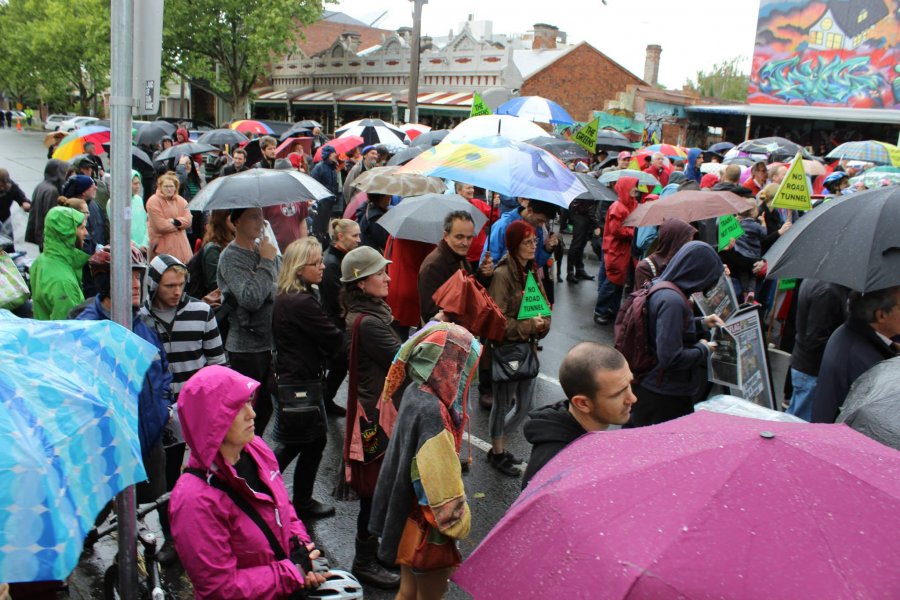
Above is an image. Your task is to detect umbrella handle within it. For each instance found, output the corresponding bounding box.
[486,188,495,260]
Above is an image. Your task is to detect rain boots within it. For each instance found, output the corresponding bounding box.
[352,535,400,589]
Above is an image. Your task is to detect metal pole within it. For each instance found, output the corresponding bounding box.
[111,0,137,596]
[407,0,427,124]
[744,114,752,141]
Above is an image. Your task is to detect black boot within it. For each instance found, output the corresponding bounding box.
[294,498,336,520]
[352,536,400,589]
[324,398,346,417]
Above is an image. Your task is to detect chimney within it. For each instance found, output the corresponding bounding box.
[397,26,412,43]
[644,44,662,86]
[532,23,559,50]
[341,31,360,54]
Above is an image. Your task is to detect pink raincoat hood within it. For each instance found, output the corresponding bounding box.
[177,365,260,469]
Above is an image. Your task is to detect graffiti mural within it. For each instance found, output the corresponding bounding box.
[750,0,900,108]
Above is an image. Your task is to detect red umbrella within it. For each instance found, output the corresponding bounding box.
[624,190,752,227]
[432,270,507,342]
[313,135,365,162]
[275,136,313,158]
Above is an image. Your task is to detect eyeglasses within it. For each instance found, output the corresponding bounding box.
[521,238,538,247]
[305,259,324,267]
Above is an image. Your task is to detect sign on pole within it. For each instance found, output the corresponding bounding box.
[718,214,745,251]
[470,92,492,118]
[771,152,812,211]
[132,0,164,115]
[573,116,599,154]
[517,272,552,319]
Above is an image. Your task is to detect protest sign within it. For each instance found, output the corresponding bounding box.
[772,152,812,211]
[470,92,492,118]
[517,271,551,319]
[573,116,599,154]
[718,215,745,251]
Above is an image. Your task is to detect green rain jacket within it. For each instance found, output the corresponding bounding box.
[31,206,90,320]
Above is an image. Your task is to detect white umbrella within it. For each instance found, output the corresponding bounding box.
[442,115,552,144]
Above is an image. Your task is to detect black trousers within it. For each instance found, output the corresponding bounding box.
[625,386,694,428]
[325,352,348,403]
[567,212,592,273]
[230,350,275,436]
[274,434,328,504]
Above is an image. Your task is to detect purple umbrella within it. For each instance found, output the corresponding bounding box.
[454,411,900,599]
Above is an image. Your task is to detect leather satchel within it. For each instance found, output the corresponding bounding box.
[491,342,539,382]
[274,379,327,445]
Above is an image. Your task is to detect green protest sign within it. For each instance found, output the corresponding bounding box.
[573,116,599,153]
[470,92,492,118]
[718,214,745,251]
[778,278,798,291]
[517,271,552,319]
[772,152,812,211]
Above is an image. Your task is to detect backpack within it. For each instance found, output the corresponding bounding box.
[185,244,212,299]
[614,281,689,382]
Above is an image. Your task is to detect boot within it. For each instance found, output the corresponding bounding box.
[323,398,346,417]
[352,535,400,589]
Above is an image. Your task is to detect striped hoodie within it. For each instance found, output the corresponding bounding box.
[139,254,226,397]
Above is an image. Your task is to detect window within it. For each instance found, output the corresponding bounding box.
[826,32,843,49]
[811,30,824,45]
[858,9,868,23]
[820,17,833,30]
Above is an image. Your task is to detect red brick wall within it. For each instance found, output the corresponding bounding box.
[520,44,645,123]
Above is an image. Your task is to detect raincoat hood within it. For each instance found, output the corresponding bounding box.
[684,148,703,183]
[659,240,723,294]
[524,400,585,446]
[44,158,70,191]
[614,176,639,212]
[145,253,187,306]
[42,206,89,270]
[177,365,261,470]
[654,219,698,264]
[175,127,190,143]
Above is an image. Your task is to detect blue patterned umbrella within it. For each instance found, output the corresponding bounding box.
[495,96,575,125]
[0,312,158,583]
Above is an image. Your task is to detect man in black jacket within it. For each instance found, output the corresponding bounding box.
[522,343,636,489]
[711,164,754,198]
[786,279,850,421]
[811,286,900,423]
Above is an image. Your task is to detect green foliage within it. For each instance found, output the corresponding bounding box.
[686,57,749,102]
[162,0,323,115]
[0,0,110,113]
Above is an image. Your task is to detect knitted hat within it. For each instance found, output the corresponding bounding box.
[63,174,95,197]
[505,219,537,255]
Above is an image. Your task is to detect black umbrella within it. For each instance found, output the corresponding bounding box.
[411,129,450,147]
[574,172,617,202]
[197,128,249,146]
[133,121,177,147]
[100,143,154,174]
[241,139,262,167]
[153,143,219,163]
[259,120,293,137]
[525,137,590,162]
[187,169,333,212]
[722,156,755,167]
[386,145,426,166]
[707,141,735,154]
[735,137,811,162]
[764,186,900,292]
[294,119,323,130]
[596,129,632,152]
[279,125,313,142]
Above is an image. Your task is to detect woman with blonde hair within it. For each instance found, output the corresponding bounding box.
[146,172,192,262]
[272,237,343,519]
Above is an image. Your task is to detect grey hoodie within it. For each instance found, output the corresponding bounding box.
[26,159,70,248]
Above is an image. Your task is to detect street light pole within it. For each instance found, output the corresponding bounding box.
[407,0,427,124]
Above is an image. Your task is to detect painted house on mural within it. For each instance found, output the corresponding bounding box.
[253,13,648,133]
[807,0,890,50]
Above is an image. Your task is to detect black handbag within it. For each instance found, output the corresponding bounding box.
[274,379,327,445]
[491,342,539,382]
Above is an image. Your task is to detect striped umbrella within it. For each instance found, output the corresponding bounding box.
[399,123,431,142]
[495,96,575,126]
[826,141,900,166]
[644,143,687,160]
[52,126,111,161]
[230,120,274,135]
[336,119,406,148]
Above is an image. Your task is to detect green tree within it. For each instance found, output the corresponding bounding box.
[162,0,323,117]
[686,57,749,102]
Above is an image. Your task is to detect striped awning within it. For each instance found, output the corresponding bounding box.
[340,91,394,103]
[257,90,289,101]
[413,91,474,107]
[292,90,337,103]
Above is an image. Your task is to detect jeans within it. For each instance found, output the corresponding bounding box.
[567,212,591,273]
[786,368,817,422]
[594,257,622,318]
[490,377,537,440]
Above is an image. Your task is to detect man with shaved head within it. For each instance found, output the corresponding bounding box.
[521,342,637,489]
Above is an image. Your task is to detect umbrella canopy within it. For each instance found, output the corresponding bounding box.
[643,143,687,160]
[735,136,811,162]
[525,136,590,162]
[352,166,445,197]
[411,129,450,147]
[399,135,587,209]
[133,120,176,147]
[0,315,159,582]
[275,136,312,159]
[454,410,900,600]
[495,95,575,125]
[336,119,406,148]
[52,126,111,161]
[763,186,900,292]
[153,142,219,163]
[386,145,426,166]
[230,120,274,135]
[596,129,633,152]
[376,193,487,244]
[44,130,66,148]
[442,115,551,144]
[187,169,333,212]
[197,128,250,147]
[826,140,900,166]
[849,165,900,188]
[624,190,752,227]
[313,135,365,162]
[837,356,900,451]
[574,172,617,202]
[100,143,155,174]
[278,124,314,143]
[293,119,323,130]
[598,168,660,187]
[399,123,431,142]
[707,141,736,154]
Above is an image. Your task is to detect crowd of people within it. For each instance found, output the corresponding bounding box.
[0,118,898,599]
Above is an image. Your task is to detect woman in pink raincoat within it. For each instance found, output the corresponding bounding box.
[169,365,326,599]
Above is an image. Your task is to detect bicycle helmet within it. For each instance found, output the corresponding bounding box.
[305,570,363,600]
